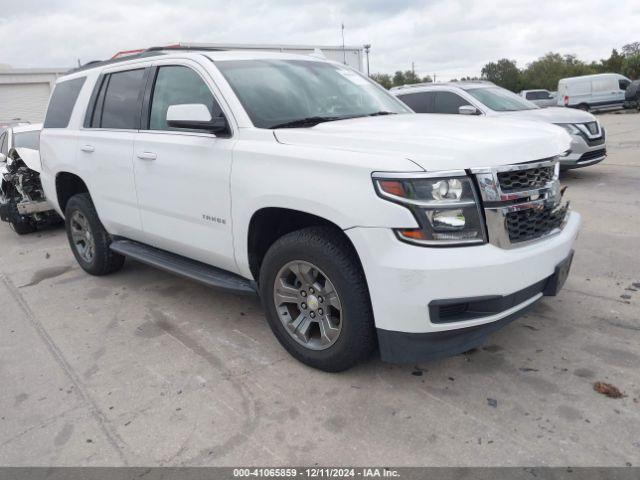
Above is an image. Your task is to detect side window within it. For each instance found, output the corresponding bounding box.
[434,92,470,114]
[149,66,222,131]
[525,92,536,100]
[397,92,435,113]
[100,69,146,130]
[0,132,7,155]
[43,77,86,129]
[619,79,630,91]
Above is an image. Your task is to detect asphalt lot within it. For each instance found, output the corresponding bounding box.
[1,112,639,467]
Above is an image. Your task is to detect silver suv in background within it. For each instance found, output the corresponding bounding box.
[519,89,557,108]
[392,82,606,170]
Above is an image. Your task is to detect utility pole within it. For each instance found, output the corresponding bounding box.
[433,73,437,82]
[364,44,371,76]
[341,23,346,64]
[412,61,415,75]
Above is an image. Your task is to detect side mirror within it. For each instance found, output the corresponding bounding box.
[166,104,228,134]
[459,105,480,115]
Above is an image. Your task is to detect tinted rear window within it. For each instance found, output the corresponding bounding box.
[100,69,146,129]
[43,77,86,128]
[13,130,40,150]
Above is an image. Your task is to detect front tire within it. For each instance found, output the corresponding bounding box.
[259,226,375,372]
[64,193,125,276]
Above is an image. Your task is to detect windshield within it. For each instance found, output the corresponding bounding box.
[13,130,40,150]
[215,59,411,128]
[466,86,538,112]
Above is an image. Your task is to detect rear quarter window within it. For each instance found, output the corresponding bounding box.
[43,77,86,128]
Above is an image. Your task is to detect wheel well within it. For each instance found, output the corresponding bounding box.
[247,208,349,280]
[56,173,89,214]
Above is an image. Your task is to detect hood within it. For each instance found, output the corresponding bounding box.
[274,114,571,171]
[499,107,597,124]
[13,147,42,172]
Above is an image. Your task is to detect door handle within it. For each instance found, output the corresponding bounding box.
[80,145,95,153]
[136,151,157,160]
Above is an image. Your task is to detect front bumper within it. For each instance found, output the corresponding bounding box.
[560,132,606,170]
[345,211,581,362]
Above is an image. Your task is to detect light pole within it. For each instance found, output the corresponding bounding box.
[364,44,371,76]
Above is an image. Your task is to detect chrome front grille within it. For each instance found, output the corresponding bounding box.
[497,165,554,192]
[506,203,568,243]
[471,158,569,248]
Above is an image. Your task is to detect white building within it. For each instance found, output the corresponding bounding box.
[0,67,68,124]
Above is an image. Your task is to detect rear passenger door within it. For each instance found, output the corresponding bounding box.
[79,66,149,238]
[132,61,236,272]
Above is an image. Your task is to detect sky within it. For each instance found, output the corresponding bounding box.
[1,0,639,79]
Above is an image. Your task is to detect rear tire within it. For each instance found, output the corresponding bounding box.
[64,193,125,276]
[577,103,590,111]
[259,226,375,372]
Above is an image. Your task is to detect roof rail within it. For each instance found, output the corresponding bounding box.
[65,50,166,74]
[65,43,230,75]
[145,43,228,53]
[390,79,495,91]
[390,82,435,91]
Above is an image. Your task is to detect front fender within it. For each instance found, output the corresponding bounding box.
[230,142,420,278]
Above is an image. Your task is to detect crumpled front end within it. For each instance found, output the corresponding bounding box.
[1,149,59,233]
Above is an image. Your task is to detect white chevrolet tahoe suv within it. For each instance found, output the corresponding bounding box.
[40,46,580,372]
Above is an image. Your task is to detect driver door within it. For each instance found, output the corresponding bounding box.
[133,61,237,272]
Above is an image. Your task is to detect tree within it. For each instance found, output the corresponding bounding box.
[521,52,595,91]
[622,54,640,79]
[599,49,624,73]
[622,42,640,57]
[393,70,406,86]
[480,59,522,92]
[370,73,393,89]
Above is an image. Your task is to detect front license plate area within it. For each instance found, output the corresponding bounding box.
[543,250,574,296]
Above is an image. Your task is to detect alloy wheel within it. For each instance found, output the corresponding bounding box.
[70,210,95,263]
[273,260,343,350]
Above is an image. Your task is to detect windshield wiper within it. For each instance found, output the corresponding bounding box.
[269,116,343,129]
[366,111,398,116]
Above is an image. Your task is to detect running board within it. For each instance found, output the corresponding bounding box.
[110,239,257,295]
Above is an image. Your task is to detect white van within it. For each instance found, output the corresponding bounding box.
[557,73,631,111]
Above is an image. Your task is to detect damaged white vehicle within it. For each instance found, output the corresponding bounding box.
[0,124,60,234]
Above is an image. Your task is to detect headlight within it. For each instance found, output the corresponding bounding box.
[556,123,580,135]
[374,173,486,246]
